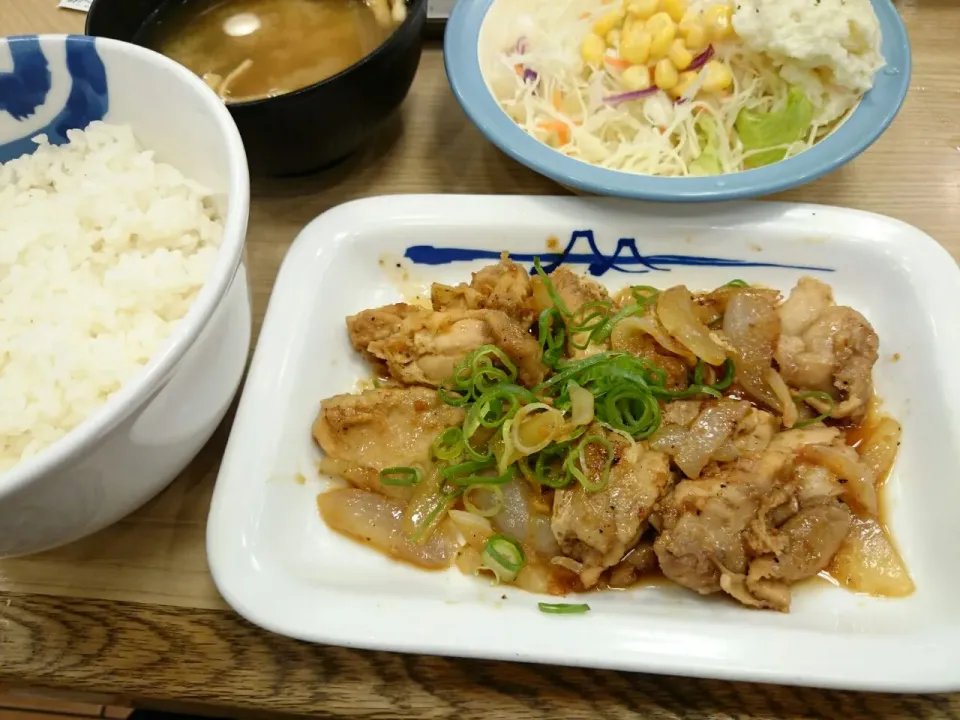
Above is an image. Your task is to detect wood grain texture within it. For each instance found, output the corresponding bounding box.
[2,0,960,716]
[4,592,960,720]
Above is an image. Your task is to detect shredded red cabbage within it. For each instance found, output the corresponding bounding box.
[603,86,660,105]
[686,45,714,72]
[514,37,537,83]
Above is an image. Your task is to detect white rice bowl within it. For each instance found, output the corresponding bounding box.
[0,122,223,474]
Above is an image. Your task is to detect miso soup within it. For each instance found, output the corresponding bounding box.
[140,0,407,103]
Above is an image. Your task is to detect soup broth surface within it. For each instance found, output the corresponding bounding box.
[140,0,400,102]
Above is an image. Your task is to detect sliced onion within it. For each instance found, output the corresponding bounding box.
[712,440,739,462]
[569,382,596,426]
[463,484,505,518]
[619,315,696,363]
[456,545,484,575]
[799,445,878,518]
[657,286,727,365]
[448,509,495,550]
[825,516,914,597]
[649,425,690,455]
[674,401,749,478]
[766,368,798,428]
[857,417,901,484]
[493,479,562,556]
[317,489,461,569]
[723,291,781,407]
[511,403,565,456]
[551,556,585,575]
[513,561,553,594]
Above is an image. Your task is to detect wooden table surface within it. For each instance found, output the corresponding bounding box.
[3,1,960,717]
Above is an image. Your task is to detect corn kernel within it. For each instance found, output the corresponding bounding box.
[593,8,625,37]
[654,58,679,90]
[705,5,734,40]
[667,38,693,69]
[649,24,677,60]
[621,64,652,91]
[581,32,607,66]
[662,0,687,22]
[669,70,698,98]
[682,22,708,51]
[646,11,674,33]
[702,59,733,92]
[620,29,652,64]
[606,28,621,48]
[625,0,659,20]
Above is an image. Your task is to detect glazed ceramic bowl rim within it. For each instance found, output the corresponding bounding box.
[443,0,911,202]
[0,34,249,499]
[84,0,427,110]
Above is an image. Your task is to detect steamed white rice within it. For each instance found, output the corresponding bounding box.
[0,122,223,473]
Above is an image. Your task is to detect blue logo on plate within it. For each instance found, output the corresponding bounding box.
[405,229,833,277]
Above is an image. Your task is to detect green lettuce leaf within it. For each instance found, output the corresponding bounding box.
[735,87,814,169]
[690,115,722,176]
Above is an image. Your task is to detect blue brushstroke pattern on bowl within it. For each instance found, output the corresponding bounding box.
[443,0,911,202]
[0,35,109,163]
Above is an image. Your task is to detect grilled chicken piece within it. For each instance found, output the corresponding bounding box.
[552,424,673,587]
[313,387,465,498]
[534,266,611,358]
[723,503,851,611]
[365,308,546,387]
[733,408,780,456]
[653,425,851,608]
[775,277,879,423]
[431,255,538,328]
[347,302,427,367]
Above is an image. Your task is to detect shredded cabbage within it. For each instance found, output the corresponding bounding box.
[488,0,857,176]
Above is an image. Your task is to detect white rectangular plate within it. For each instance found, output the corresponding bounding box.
[207,195,960,692]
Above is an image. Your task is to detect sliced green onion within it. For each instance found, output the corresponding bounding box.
[447,465,515,487]
[589,302,642,346]
[724,279,749,288]
[533,351,625,395]
[601,382,661,438]
[691,357,735,393]
[472,345,518,383]
[463,484,504,517]
[533,257,571,316]
[440,345,519,408]
[537,602,591,614]
[565,434,614,492]
[630,285,660,306]
[408,491,458,544]
[438,387,470,407]
[482,534,526,582]
[794,391,835,428]
[538,307,567,368]
[431,427,464,461]
[569,300,611,335]
[533,442,575,488]
[379,466,420,487]
[710,357,736,391]
[441,458,496,479]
